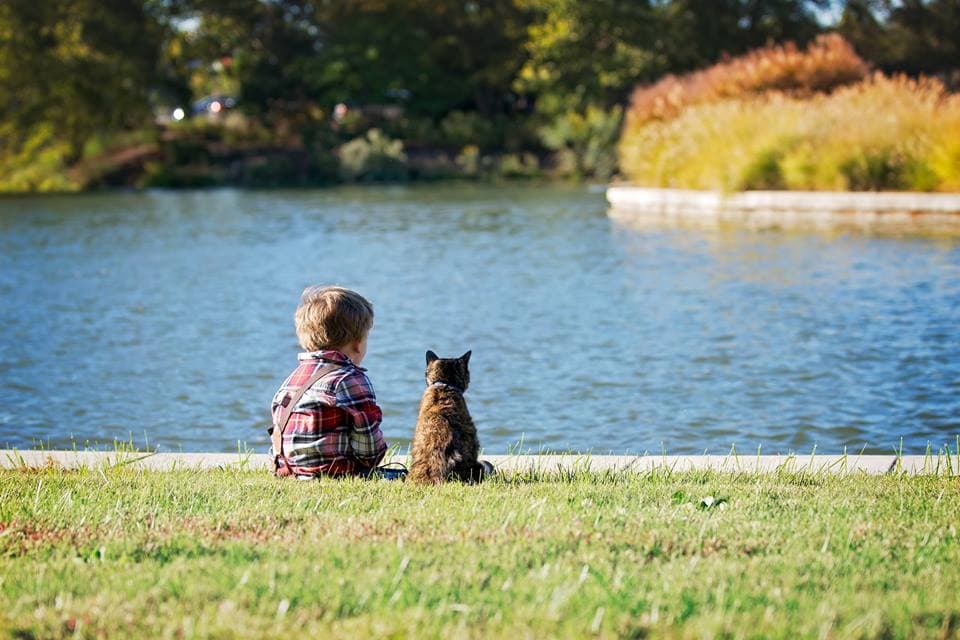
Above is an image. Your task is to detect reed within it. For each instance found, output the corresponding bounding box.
[619,73,960,192]
[625,34,868,129]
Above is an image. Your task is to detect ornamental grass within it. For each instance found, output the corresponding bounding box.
[626,34,868,128]
[618,37,960,193]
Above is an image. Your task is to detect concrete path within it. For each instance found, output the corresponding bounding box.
[1,450,953,475]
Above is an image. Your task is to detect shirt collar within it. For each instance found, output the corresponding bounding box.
[298,349,362,369]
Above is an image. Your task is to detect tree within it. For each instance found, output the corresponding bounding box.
[839,0,960,78]
[0,0,172,162]
[662,0,829,72]
[185,0,530,125]
[515,0,664,113]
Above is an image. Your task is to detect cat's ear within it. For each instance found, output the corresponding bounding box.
[426,350,439,364]
[460,350,472,364]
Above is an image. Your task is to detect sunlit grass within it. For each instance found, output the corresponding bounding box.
[625,34,868,128]
[1,465,958,638]
[618,34,960,193]
[620,73,960,192]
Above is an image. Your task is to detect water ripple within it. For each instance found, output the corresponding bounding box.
[0,185,958,454]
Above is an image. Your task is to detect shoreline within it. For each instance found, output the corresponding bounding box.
[606,185,960,233]
[1,449,952,475]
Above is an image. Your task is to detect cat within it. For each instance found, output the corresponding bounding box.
[409,349,490,484]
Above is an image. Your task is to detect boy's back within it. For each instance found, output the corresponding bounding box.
[269,287,387,477]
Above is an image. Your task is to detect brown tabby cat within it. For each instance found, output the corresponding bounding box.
[409,350,489,484]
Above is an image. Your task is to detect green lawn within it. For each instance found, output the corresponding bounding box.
[1,466,958,639]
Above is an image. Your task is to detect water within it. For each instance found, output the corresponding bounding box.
[1,185,958,454]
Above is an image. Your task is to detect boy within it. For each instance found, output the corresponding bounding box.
[269,286,387,478]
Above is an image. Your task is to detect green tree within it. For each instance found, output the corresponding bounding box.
[662,0,828,72]
[0,0,173,163]
[186,0,530,124]
[515,0,664,113]
[517,0,829,114]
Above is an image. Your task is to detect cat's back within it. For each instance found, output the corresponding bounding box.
[410,350,477,484]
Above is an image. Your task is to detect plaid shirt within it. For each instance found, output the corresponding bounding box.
[270,350,387,477]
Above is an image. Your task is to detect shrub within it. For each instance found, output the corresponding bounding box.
[497,152,541,179]
[539,105,622,180]
[240,155,299,187]
[337,129,408,182]
[624,34,868,131]
[0,124,79,192]
[439,111,498,149]
[455,145,482,177]
[618,74,960,192]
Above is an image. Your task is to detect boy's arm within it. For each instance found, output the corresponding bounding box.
[335,371,387,468]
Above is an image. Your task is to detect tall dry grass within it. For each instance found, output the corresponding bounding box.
[626,34,868,129]
[619,36,960,192]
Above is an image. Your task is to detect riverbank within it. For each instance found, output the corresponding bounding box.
[607,185,960,234]
[2,462,958,638]
[0,124,557,193]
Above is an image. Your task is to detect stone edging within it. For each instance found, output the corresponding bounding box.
[606,186,960,232]
[1,450,954,475]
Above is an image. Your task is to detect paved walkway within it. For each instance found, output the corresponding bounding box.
[0,450,951,475]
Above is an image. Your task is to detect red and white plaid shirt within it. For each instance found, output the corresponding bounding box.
[270,350,387,477]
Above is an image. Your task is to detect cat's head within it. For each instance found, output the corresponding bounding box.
[425,350,471,391]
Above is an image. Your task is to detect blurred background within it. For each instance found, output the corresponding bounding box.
[2,0,958,192]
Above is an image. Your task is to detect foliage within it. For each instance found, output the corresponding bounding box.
[337,129,409,182]
[838,0,960,78]
[619,74,960,192]
[515,0,664,111]
[1,467,959,637]
[0,0,172,162]
[438,111,499,150]
[539,106,623,180]
[0,124,79,193]
[496,152,542,179]
[2,1,960,191]
[188,0,531,123]
[515,0,831,179]
[517,0,830,114]
[625,35,868,130]
[455,145,483,177]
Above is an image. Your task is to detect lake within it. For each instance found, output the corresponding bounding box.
[1,185,958,455]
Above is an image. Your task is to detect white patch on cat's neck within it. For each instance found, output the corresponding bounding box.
[429,381,463,393]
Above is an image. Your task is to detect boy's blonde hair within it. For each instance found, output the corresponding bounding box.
[295,286,374,352]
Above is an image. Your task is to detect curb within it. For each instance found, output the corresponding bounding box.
[606,186,960,233]
[1,450,953,475]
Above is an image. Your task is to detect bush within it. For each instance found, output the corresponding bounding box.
[618,74,960,192]
[625,35,868,130]
[337,129,408,182]
[439,111,498,149]
[539,105,622,180]
[0,124,78,192]
[455,145,482,177]
[240,155,299,187]
[496,152,541,179]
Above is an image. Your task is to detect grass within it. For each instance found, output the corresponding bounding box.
[618,35,960,193]
[619,74,960,193]
[1,465,959,639]
[626,35,867,128]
